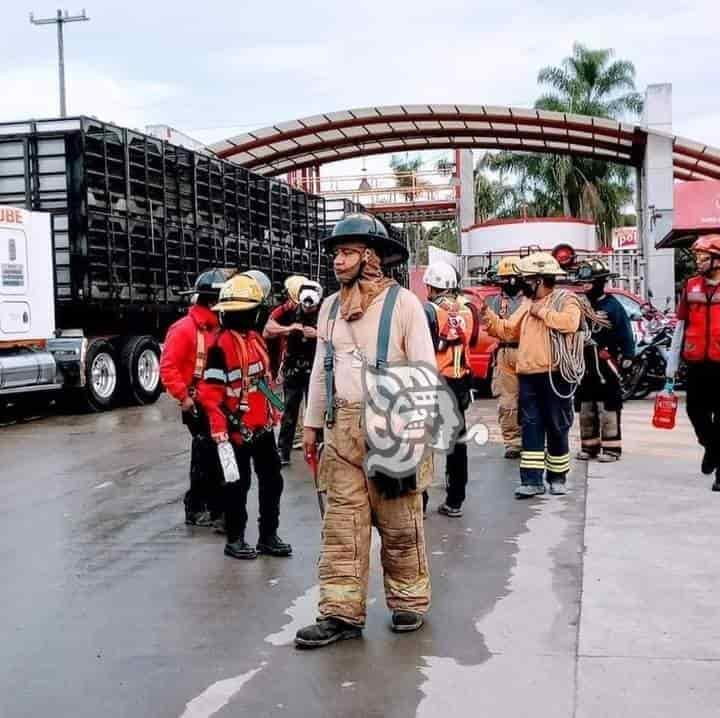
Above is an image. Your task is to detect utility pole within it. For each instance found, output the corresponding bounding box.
[29,9,90,117]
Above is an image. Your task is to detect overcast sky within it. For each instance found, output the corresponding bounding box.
[3,0,719,176]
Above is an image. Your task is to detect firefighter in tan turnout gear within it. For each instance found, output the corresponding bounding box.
[479,252,582,498]
[295,213,436,648]
[485,256,524,459]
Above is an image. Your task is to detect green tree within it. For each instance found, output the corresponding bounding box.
[487,43,642,244]
[474,152,524,222]
[390,154,426,201]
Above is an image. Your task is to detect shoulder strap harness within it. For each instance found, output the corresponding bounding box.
[324,284,401,427]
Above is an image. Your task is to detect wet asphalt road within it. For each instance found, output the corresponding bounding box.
[0,396,586,718]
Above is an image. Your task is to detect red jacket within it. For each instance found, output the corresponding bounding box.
[682,275,720,363]
[159,305,219,402]
[197,329,276,441]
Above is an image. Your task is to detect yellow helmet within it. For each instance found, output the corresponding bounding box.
[284,275,308,304]
[212,274,264,312]
[515,251,566,277]
[497,255,521,277]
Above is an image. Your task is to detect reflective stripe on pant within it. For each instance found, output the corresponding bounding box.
[492,347,521,449]
[317,405,431,626]
[579,401,622,456]
[576,356,623,457]
[519,373,574,485]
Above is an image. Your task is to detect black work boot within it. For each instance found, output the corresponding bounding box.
[712,469,720,492]
[390,610,424,633]
[702,447,717,475]
[224,538,258,560]
[186,510,214,527]
[212,515,226,535]
[295,618,362,648]
[257,534,292,557]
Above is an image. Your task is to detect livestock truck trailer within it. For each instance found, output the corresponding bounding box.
[0,117,342,412]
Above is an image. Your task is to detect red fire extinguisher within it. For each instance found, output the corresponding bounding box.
[653,380,678,430]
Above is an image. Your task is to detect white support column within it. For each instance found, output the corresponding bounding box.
[457,149,475,261]
[641,83,676,308]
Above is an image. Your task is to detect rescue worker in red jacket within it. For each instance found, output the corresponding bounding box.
[422,260,479,517]
[667,234,720,491]
[197,274,293,559]
[264,277,324,466]
[160,268,234,526]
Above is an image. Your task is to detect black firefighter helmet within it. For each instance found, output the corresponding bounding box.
[573,258,618,282]
[324,213,409,266]
[179,267,236,299]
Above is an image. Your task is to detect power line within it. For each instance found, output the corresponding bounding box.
[30,8,90,117]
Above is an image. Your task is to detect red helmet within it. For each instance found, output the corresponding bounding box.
[691,234,720,256]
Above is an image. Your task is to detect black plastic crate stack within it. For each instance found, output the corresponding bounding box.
[0,116,379,312]
[268,180,291,297]
[0,122,75,300]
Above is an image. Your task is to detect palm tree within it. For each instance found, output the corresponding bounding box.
[535,43,642,117]
[390,154,426,202]
[473,153,522,222]
[489,43,642,244]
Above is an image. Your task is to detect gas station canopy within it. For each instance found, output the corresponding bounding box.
[207,104,720,181]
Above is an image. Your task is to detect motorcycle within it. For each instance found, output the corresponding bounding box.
[621,323,686,400]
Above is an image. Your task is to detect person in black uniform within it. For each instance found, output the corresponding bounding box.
[573,260,635,462]
[264,279,324,465]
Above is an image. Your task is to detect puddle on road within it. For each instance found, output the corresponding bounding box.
[417,498,576,717]
[179,662,267,718]
[264,584,320,646]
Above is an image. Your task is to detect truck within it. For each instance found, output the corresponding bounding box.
[0,117,333,412]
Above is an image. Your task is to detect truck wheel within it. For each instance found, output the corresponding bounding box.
[120,335,163,405]
[74,339,120,412]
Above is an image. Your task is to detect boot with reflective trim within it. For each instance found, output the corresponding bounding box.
[295,618,362,648]
[548,481,567,495]
[438,503,463,518]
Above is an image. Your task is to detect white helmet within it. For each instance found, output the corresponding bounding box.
[298,280,323,310]
[423,261,458,290]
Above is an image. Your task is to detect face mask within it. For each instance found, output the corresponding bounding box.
[587,282,606,301]
[221,308,260,332]
[503,278,521,297]
[520,279,539,299]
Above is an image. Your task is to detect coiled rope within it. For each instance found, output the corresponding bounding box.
[546,290,611,399]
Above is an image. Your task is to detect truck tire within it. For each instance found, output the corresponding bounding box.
[73,339,120,412]
[119,335,163,406]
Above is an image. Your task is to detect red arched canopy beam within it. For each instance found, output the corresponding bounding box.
[207,104,720,182]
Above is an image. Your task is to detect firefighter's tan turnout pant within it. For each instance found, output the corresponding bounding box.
[491,346,521,450]
[317,404,432,626]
